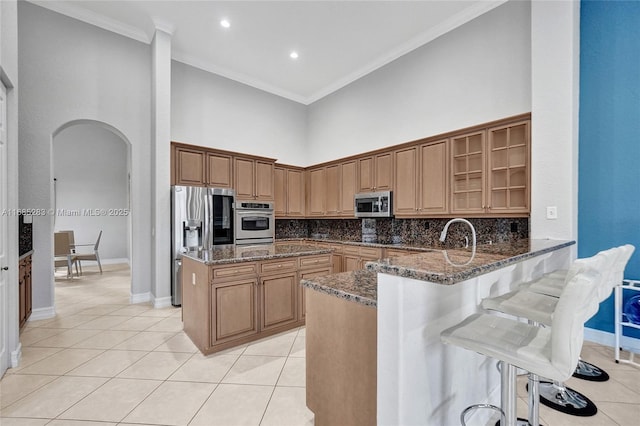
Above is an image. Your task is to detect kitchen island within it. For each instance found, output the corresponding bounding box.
[181,243,332,354]
[301,239,575,426]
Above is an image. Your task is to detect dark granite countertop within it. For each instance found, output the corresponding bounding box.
[277,237,436,252]
[300,239,575,307]
[301,270,378,307]
[366,239,576,285]
[182,243,332,265]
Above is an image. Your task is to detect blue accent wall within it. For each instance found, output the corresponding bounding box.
[580,0,640,337]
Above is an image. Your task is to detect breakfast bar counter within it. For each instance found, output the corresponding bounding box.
[301,239,575,426]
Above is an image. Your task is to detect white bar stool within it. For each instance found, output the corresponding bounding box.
[441,263,602,426]
[481,245,634,417]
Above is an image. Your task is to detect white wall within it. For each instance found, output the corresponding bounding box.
[530,0,580,241]
[171,61,308,165]
[53,123,129,262]
[18,2,151,313]
[306,0,531,165]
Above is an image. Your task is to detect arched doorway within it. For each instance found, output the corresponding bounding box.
[52,120,132,293]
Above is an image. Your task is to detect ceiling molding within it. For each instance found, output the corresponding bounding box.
[172,51,309,105]
[30,0,151,44]
[305,0,508,104]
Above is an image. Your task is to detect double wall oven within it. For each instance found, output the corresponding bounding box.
[235,201,275,245]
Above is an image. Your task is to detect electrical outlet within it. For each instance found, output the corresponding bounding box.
[510,222,518,232]
[546,206,558,220]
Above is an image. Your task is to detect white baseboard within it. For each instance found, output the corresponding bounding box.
[584,327,640,353]
[130,292,151,304]
[102,258,130,265]
[11,343,22,368]
[28,306,56,321]
[153,295,173,309]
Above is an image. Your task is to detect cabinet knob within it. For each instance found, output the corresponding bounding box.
[1,266,8,271]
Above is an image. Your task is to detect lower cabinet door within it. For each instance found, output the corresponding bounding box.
[261,272,297,331]
[211,278,259,345]
[343,255,361,272]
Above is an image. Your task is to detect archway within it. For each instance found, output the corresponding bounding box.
[52,120,132,294]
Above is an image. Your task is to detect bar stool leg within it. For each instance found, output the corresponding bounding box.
[501,361,517,426]
[528,373,540,426]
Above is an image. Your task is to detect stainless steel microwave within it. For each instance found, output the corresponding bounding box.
[354,191,393,218]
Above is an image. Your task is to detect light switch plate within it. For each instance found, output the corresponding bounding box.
[546,206,558,220]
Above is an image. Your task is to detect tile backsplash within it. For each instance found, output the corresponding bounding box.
[276,217,529,248]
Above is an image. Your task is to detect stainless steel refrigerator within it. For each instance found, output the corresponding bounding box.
[171,186,235,306]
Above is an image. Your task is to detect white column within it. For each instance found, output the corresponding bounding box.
[530,0,580,242]
[151,25,172,307]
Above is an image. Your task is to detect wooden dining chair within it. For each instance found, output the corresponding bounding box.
[54,232,79,278]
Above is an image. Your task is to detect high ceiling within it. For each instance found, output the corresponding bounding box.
[31,0,507,104]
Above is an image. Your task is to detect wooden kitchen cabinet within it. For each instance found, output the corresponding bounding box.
[308,160,358,217]
[358,152,393,192]
[212,277,260,345]
[19,254,32,329]
[235,156,275,201]
[174,146,206,186]
[274,167,286,216]
[172,145,233,188]
[486,120,530,214]
[275,165,305,217]
[261,271,298,331]
[325,164,341,215]
[342,246,382,271]
[340,160,357,217]
[206,152,233,188]
[451,130,487,214]
[450,120,530,215]
[182,251,331,355]
[307,167,326,216]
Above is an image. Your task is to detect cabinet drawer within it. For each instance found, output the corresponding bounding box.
[260,259,298,274]
[342,246,360,256]
[300,254,332,269]
[360,247,382,259]
[212,263,258,281]
[385,248,412,258]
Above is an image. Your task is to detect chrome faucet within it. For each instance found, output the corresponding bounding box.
[440,218,477,267]
[440,218,476,250]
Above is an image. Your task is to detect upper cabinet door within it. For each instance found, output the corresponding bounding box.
[340,160,357,217]
[236,158,274,201]
[419,140,448,214]
[207,152,233,188]
[307,167,326,216]
[175,147,206,186]
[274,167,286,216]
[235,157,256,200]
[325,164,341,215]
[286,169,305,216]
[486,120,530,214]
[450,131,486,214]
[393,146,418,216]
[254,160,274,201]
[358,153,393,192]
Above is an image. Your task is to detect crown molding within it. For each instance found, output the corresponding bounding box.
[29,0,151,44]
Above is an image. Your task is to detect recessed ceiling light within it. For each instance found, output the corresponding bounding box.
[290,51,299,60]
[220,19,230,29]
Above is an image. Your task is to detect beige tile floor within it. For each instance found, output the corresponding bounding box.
[1,263,639,425]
